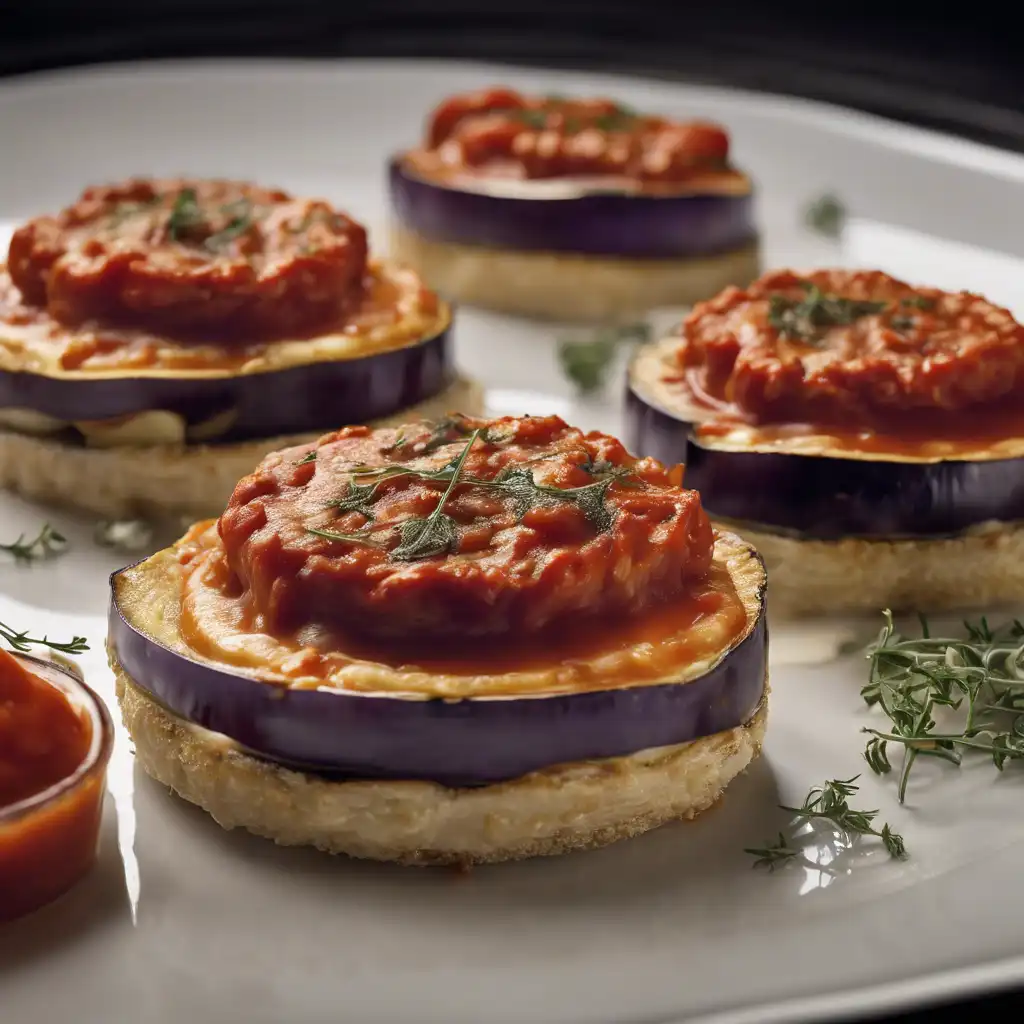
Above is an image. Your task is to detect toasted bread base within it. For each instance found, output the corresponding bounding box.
[113,667,768,867]
[721,517,1024,616]
[389,224,761,322]
[0,374,483,521]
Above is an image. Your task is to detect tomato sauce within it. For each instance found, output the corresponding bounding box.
[671,268,1024,440]
[215,414,714,642]
[4,177,369,345]
[403,86,749,193]
[0,650,112,921]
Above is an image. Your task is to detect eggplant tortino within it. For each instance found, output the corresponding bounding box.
[388,87,760,320]
[627,268,1024,614]
[0,178,477,518]
[108,414,768,864]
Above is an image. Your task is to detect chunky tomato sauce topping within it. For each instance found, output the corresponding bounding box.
[6,178,369,340]
[404,86,742,188]
[216,414,714,640]
[673,269,1024,430]
[0,649,91,809]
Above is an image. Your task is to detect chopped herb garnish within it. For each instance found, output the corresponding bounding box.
[862,611,1024,802]
[901,295,936,310]
[0,620,89,655]
[307,423,634,560]
[746,775,908,869]
[167,187,206,242]
[768,283,887,343]
[296,450,318,465]
[803,193,846,239]
[204,198,254,251]
[1,522,67,563]
[558,322,652,394]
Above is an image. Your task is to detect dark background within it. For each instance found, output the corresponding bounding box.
[1,2,1022,1022]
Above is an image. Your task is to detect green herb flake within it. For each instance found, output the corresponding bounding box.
[803,193,846,239]
[167,187,206,242]
[204,198,255,251]
[557,321,652,394]
[767,284,886,343]
[306,422,635,561]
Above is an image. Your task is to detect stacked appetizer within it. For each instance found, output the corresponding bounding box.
[0,178,480,519]
[627,268,1024,615]
[107,413,768,865]
[0,648,112,921]
[389,87,760,320]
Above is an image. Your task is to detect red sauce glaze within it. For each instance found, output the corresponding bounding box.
[216,414,714,640]
[0,650,109,922]
[405,86,741,187]
[673,269,1024,431]
[6,178,369,340]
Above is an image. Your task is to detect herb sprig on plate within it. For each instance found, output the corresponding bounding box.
[557,322,652,394]
[861,611,1024,802]
[0,621,89,656]
[746,775,908,870]
[0,522,67,563]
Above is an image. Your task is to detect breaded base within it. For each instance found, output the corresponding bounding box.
[722,517,1024,617]
[113,668,769,867]
[389,224,760,322]
[0,374,483,521]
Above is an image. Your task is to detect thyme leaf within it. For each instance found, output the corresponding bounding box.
[768,283,887,343]
[167,187,206,242]
[0,620,89,655]
[744,833,799,871]
[803,193,846,238]
[0,522,67,563]
[861,610,1024,802]
[557,321,652,394]
[307,424,632,560]
[389,428,480,561]
[204,199,255,251]
[296,450,318,465]
[748,775,908,869]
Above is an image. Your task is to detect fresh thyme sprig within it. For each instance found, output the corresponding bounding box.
[746,775,908,870]
[1,523,67,563]
[767,282,887,343]
[0,621,90,655]
[557,322,652,394]
[307,431,632,560]
[861,610,1024,802]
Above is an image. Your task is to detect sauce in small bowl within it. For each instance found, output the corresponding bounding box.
[0,649,113,922]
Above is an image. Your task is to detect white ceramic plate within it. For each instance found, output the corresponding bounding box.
[3,59,1024,1024]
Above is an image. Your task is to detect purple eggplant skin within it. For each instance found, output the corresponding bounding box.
[0,323,452,444]
[388,157,758,260]
[625,374,1024,541]
[108,563,767,788]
